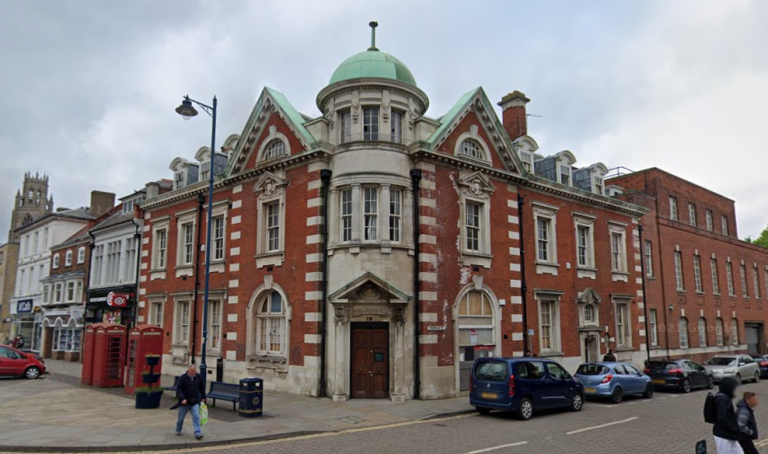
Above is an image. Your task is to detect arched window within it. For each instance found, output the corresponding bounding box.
[584,304,594,323]
[459,139,484,160]
[28,190,33,202]
[698,317,707,347]
[679,317,689,349]
[458,290,495,360]
[716,318,724,346]
[265,140,286,159]
[255,291,286,356]
[36,190,41,205]
[731,318,740,345]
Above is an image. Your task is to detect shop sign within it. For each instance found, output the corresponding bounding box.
[470,329,478,346]
[107,292,129,307]
[17,300,33,313]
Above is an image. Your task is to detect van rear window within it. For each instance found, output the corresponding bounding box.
[474,361,509,381]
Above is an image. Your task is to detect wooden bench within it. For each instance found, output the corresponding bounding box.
[208,381,240,411]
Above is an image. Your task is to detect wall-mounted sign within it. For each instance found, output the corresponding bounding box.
[17,300,33,313]
[427,326,446,332]
[527,329,535,336]
[107,292,129,307]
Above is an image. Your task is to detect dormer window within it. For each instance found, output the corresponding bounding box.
[265,140,286,159]
[174,171,185,190]
[122,200,134,214]
[519,150,534,172]
[559,165,571,186]
[200,161,210,181]
[593,176,604,195]
[363,107,379,141]
[459,139,483,160]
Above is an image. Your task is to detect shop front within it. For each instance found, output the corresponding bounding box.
[42,306,84,361]
[9,298,43,352]
[86,287,136,328]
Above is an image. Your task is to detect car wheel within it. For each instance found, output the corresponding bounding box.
[517,397,533,420]
[476,407,492,415]
[643,384,654,399]
[24,366,40,379]
[681,379,691,393]
[735,374,742,385]
[611,387,623,404]
[570,393,584,412]
[707,376,715,389]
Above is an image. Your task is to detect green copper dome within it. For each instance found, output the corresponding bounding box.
[328,49,417,87]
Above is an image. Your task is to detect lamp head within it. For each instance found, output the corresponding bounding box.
[175,97,198,120]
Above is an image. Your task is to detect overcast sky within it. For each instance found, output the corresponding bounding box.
[1,0,767,241]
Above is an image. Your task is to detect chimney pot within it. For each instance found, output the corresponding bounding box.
[498,90,530,142]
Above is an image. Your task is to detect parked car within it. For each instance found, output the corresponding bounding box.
[0,344,46,379]
[574,362,653,403]
[751,355,768,378]
[705,355,760,384]
[644,359,713,393]
[469,357,584,420]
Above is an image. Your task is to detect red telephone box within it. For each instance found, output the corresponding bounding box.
[92,323,127,387]
[81,324,99,385]
[125,325,164,394]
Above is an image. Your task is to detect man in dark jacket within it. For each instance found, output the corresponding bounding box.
[602,349,616,362]
[713,377,744,454]
[737,392,759,454]
[175,365,206,440]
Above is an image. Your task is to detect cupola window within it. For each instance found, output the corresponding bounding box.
[363,107,379,141]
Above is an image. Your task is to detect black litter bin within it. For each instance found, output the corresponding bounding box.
[238,377,263,418]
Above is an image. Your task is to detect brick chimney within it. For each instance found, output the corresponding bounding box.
[90,190,116,217]
[498,90,531,142]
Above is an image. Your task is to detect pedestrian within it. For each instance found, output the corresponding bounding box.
[713,377,745,454]
[737,392,759,454]
[523,349,532,357]
[602,349,616,362]
[175,365,206,440]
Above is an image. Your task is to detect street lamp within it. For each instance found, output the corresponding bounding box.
[175,94,217,386]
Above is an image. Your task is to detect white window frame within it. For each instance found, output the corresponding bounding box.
[693,255,703,293]
[644,240,654,277]
[649,309,659,347]
[726,261,735,296]
[538,296,561,353]
[340,110,351,144]
[212,215,226,262]
[754,266,761,299]
[207,299,222,352]
[152,223,169,270]
[721,215,729,236]
[363,107,379,141]
[559,164,571,186]
[593,176,604,195]
[674,251,685,291]
[53,254,60,269]
[256,126,292,162]
[706,210,714,231]
[679,317,689,349]
[614,298,631,349]
[454,126,492,164]
[712,258,721,294]
[731,319,739,345]
[533,208,557,265]
[698,317,707,347]
[669,197,678,221]
[391,109,404,144]
[465,201,481,253]
[688,203,697,227]
[457,173,495,268]
[65,250,73,266]
[177,220,195,267]
[362,187,379,242]
[266,202,281,252]
[574,217,595,269]
[264,139,286,160]
[716,318,724,346]
[54,282,63,303]
[254,174,287,262]
[340,188,353,243]
[255,290,287,357]
[609,225,627,273]
[583,303,595,324]
[740,263,749,298]
[389,189,402,243]
[149,299,164,327]
[174,300,191,346]
[77,247,85,264]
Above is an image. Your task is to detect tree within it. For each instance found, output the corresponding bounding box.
[749,225,768,248]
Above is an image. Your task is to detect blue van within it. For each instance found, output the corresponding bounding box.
[469,357,585,420]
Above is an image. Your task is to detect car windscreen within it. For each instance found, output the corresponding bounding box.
[647,361,678,370]
[707,357,737,366]
[576,364,608,375]
[474,361,509,381]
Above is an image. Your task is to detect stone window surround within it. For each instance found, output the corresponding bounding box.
[204,290,227,355]
[613,296,632,350]
[327,88,418,146]
[532,201,559,276]
[453,125,492,164]
[328,175,414,255]
[253,171,288,269]
[608,221,629,281]
[256,125,292,163]
[148,296,166,328]
[245,277,292,370]
[572,212,596,279]
[150,216,170,278]
[535,289,563,357]
[204,200,229,274]
[174,208,197,278]
[172,293,192,347]
[457,171,495,269]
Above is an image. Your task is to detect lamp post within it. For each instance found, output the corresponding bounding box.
[175,95,217,385]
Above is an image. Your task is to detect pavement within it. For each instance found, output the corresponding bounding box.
[0,359,472,452]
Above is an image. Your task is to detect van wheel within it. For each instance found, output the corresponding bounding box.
[476,407,491,415]
[570,393,584,411]
[24,367,40,379]
[517,398,533,420]
[643,384,654,399]
[611,387,623,404]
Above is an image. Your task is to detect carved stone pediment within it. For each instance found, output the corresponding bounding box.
[577,288,602,305]
[458,171,496,198]
[253,171,287,197]
[329,272,410,325]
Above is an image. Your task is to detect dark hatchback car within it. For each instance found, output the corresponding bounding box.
[644,359,713,393]
[469,357,584,420]
[752,355,768,378]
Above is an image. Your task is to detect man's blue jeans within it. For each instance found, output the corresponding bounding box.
[176,404,201,436]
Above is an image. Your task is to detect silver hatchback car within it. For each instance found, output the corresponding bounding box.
[704,355,760,384]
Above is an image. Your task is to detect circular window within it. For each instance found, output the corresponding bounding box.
[265,140,286,159]
[459,139,483,160]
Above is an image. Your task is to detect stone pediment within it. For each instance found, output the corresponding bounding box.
[577,288,602,305]
[328,272,410,305]
[253,171,287,196]
[458,171,496,198]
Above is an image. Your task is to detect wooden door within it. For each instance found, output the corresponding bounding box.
[351,324,389,399]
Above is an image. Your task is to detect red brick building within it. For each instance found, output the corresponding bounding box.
[611,168,768,365]
[135,25,654,401]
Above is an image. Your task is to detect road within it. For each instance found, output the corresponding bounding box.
[103,379,768,454]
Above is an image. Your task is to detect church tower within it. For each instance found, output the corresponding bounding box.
[8,172,53,242]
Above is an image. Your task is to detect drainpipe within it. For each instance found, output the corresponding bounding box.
[517,195,530,354]
[318,169,332,398]
[410,169,422,400]
[86,231,96,324]
[190,194,205,364]
[638,225,651,365]
[131,219,142,328]
[652,197,672,360]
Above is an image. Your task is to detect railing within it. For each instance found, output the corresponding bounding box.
[605,166,635,179]
[339,132,406,146]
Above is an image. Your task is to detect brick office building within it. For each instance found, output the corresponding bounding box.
[610,168,768,366]
[136,24,652,401]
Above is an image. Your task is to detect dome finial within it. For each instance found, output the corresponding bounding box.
[368,21,379,51]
